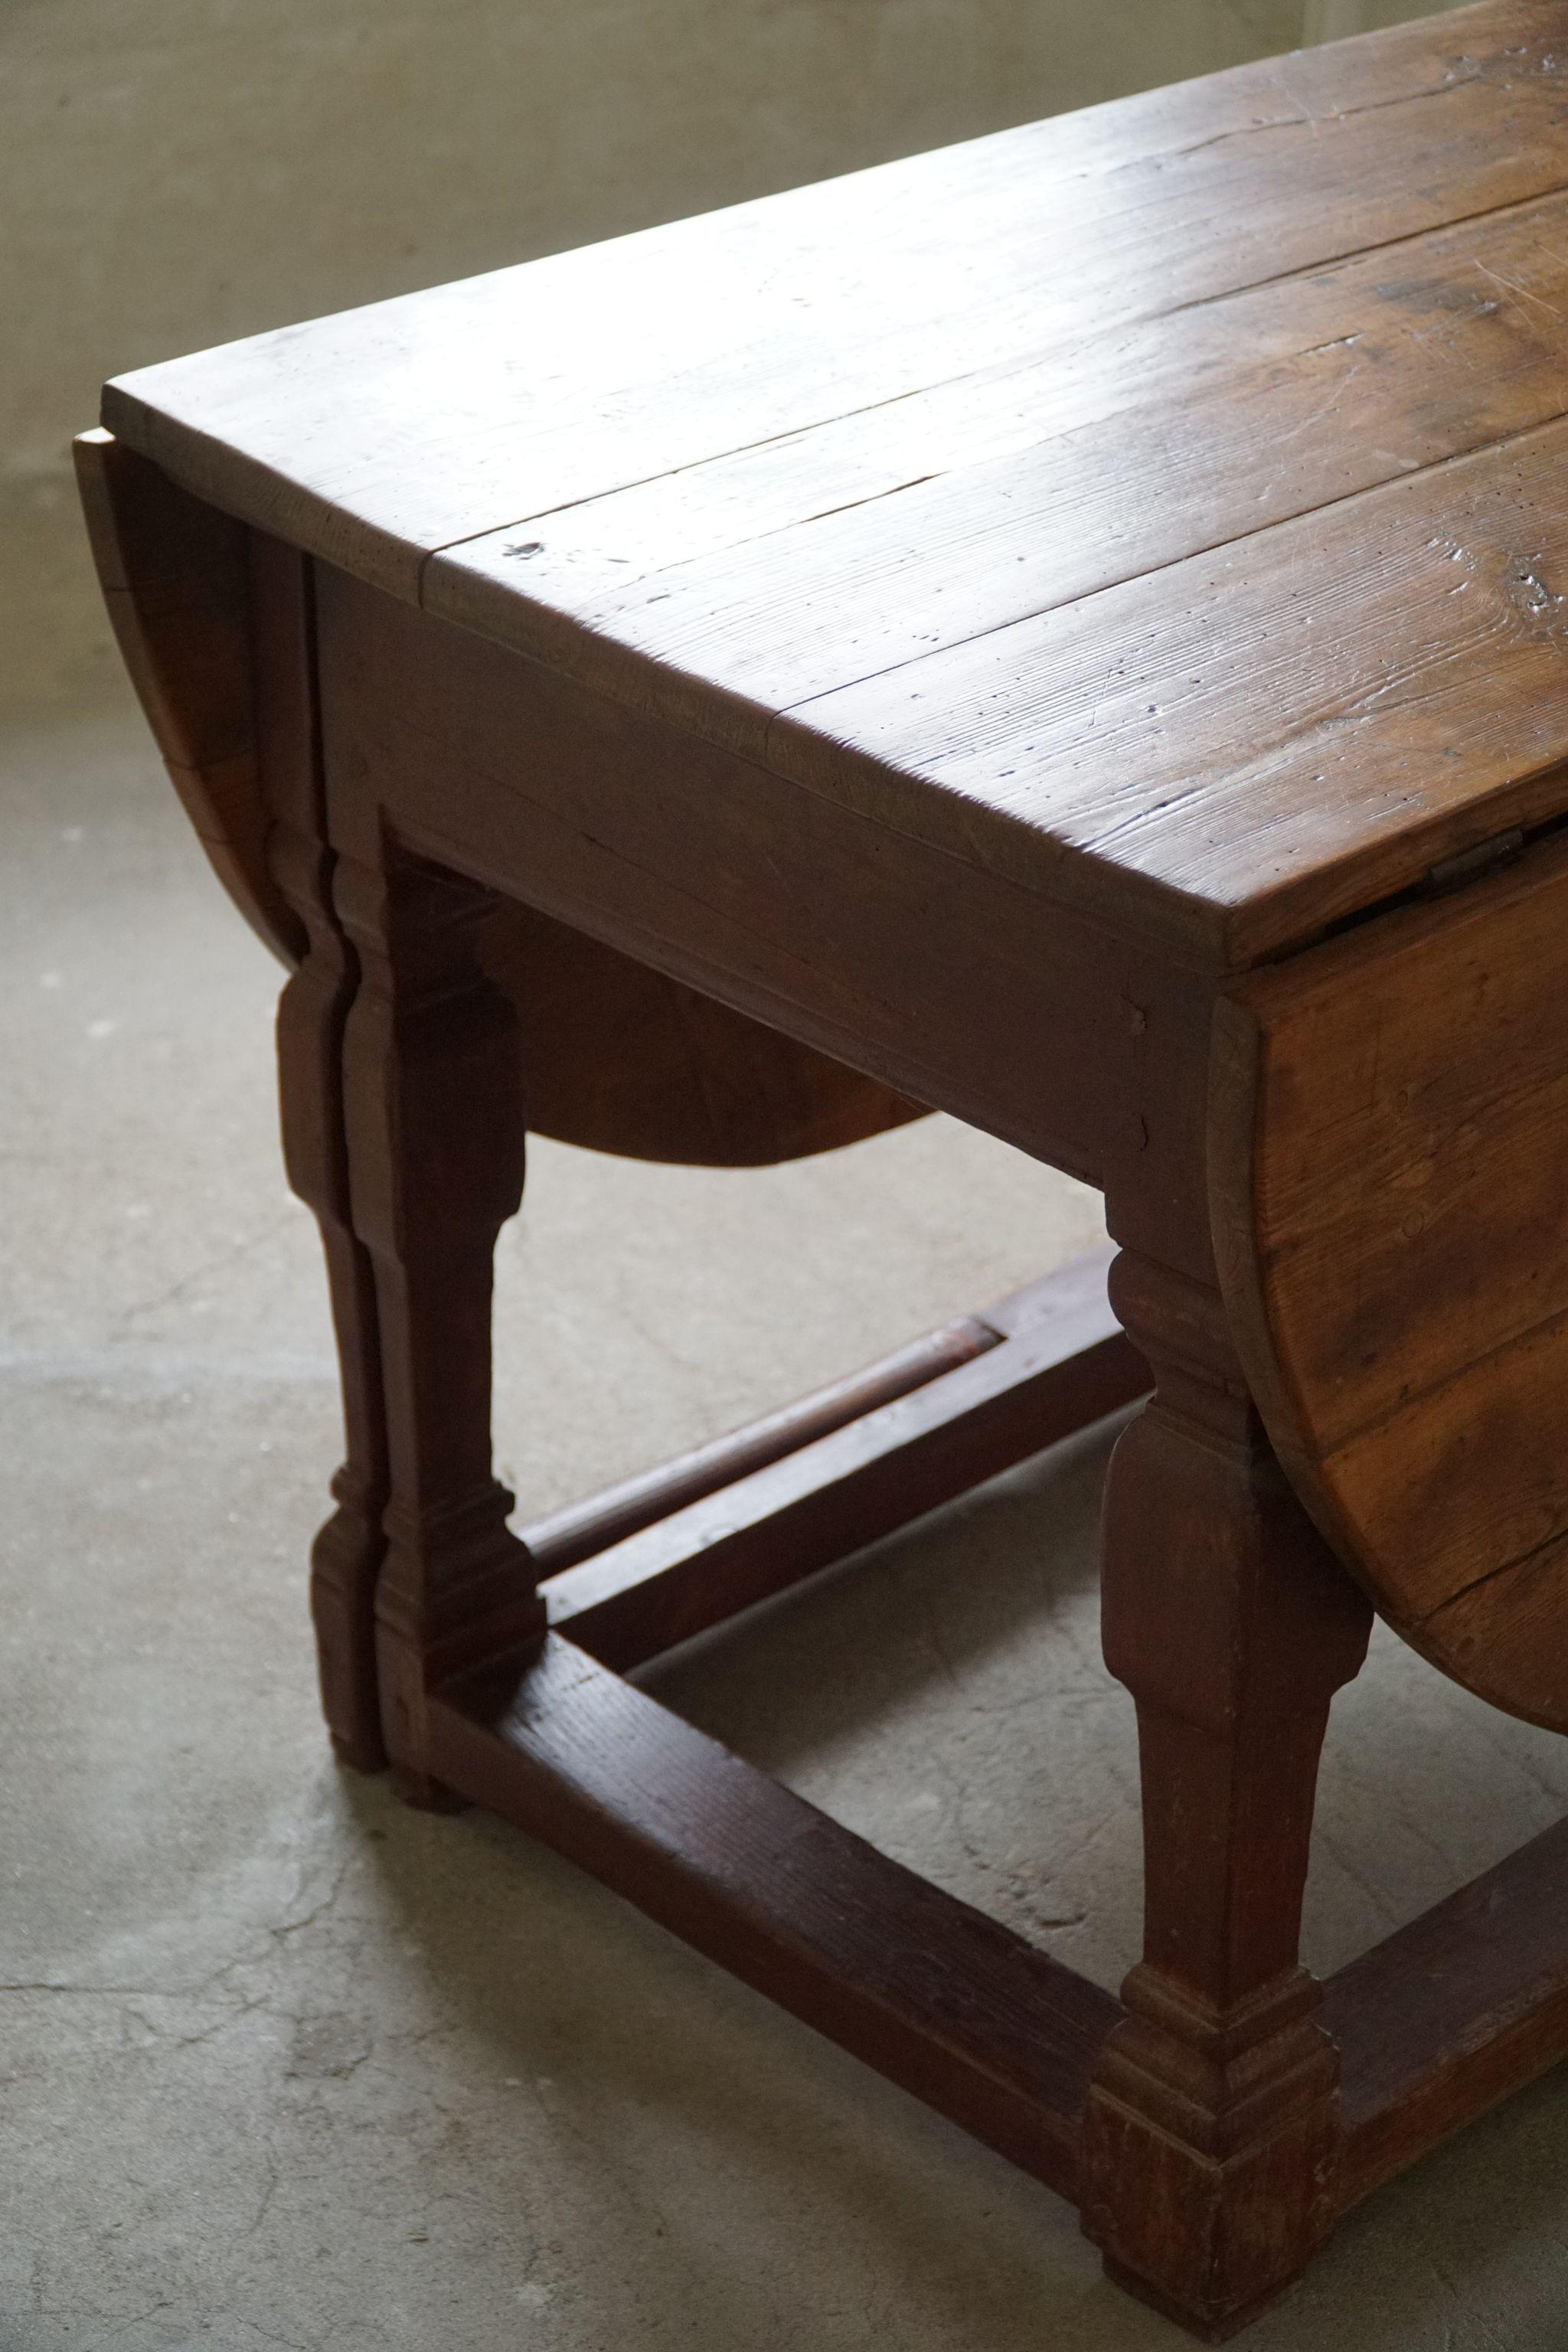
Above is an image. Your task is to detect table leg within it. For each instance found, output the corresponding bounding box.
[245,531,393,1772]
[333,841,545,1808]
[1081,1250,1373,2339]
[272,812,390,1774]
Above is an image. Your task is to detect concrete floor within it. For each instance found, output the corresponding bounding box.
[8,648,1568,2347]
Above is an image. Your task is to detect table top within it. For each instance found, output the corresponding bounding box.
[103,0,1568,969]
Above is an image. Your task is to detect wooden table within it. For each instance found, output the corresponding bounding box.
[77,2,1568,2332]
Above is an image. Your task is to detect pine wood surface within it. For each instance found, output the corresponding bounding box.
[78,5,1568,2332]
[76,430,924,1172]
[1326,1813,1568,2208]
[1214,828,1568,1733]
[519,1312,1001,1578]
[432,1633,1123,2203]
[73,428,300,965]
[99,2,1568,962]
[310,563,1217,1251]
[536,1253,1148,1671]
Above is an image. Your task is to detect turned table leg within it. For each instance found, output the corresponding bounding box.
[256,537,390,1774]
[333,842,545,1807]
[273,821,390,1771]
[1082,1250,1374,2339]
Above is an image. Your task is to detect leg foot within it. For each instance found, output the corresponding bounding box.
[309,1459,387,1775]
[390,1762,470,1813]
[1102,2256,1289,2345]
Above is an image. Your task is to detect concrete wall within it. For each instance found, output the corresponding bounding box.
[1304,0,1463,34]
[2,0,1461,698]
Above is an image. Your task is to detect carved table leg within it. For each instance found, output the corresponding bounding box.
[1082,1251,1373,2340]
[274,822,390,1772]
[335,841,545,1808]
[256,535,390,1774]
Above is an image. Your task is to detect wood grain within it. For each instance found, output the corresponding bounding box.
[313,565,1217,1264]
[430,1634,1122,2200]
[86,8,1568,2328]
[102,5,1568,602]
[434,188,1568,632]
[541,1252,1147,1671]
[1083,1253,1372,2334]
[256,534,391,1769]
[74,428,300,965]
[93,7,1568,963]
[778,417,1568,965]
[1212,830,1568,1730]
[77,433,916,1172]
[521,1312,1002,1577]
[434,189,1568,724]
[479,897,926,1166]
[1327,1815,1568,2209]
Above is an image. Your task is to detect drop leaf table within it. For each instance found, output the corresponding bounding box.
[79,2,1568,2331]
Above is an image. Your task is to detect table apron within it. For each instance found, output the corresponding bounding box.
[309,561,1213,1242]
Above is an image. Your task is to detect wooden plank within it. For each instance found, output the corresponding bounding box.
[102,7,1568,605]
[426,179,1568,967]
[1326,1816,1568,2209]
[1217,841,1568,1452]
[73,430,301,966]
[435,185,1568,626]
[541,1253,1145,1671]
[521,1314,1001,1576]
[429,1635,1122,2197]
[434,188,1568,724]
[480,894,928,1167]
[315,567,1219,1266]
[1211,830,1568,1731]
[97,10,1568,965]
[778,416,1568,967]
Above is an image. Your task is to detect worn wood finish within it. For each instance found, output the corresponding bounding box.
[777,420,1568,964]
[253,534,390,1769]
[427,1632,1568,2256]
[240,525,921,1759]
[312,567,1217,1270]
[101,5,1568,601]
[1327,1815,1568,2209]
[430,200,1568,960]
[80,426,913,1176]
[523,1310,1004,1576]
[1214,830,1568,1733]
[74,428,301,965]
[99,8,1568,965]
[332,843,547,1807]
[540,1253,1148,1672]
[433,186,1568,645]
[1082,1254,1373,2337]
[430,1634,1123,2200]
[479,900,926,1166]
[84,4,1568,2335]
